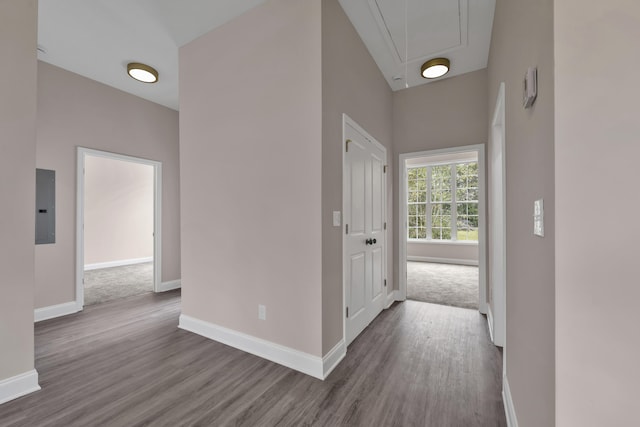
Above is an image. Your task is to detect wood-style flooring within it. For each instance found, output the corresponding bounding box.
[0,291,506,426]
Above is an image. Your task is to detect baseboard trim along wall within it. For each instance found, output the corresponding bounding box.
[407,256,479,266]
[322,339,346,379]
[84,256,153,271]
[386,290,399,308]
[487,306,495,343]
[0,370,40,405]
[179,315,342,380]
[34,301,79,322]
[158,279,181,292]
[503,375,519,427]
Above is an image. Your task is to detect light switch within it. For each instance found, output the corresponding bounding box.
[533,199,544,237]
[333,211,341,227]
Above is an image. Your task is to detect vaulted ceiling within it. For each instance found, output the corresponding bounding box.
[37,0,495,110]
[37,0,265,110]
[339,0,495,91]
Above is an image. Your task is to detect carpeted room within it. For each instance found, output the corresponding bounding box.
[82,154,155,306]
[406,261,478,309]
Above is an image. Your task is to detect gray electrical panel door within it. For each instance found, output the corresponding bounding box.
[36,168,56,244]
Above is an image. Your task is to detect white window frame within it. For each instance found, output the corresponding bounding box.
[406,160,479,244]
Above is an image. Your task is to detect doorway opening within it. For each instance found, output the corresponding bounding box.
[76,148,162,310]
[399,145,487,313]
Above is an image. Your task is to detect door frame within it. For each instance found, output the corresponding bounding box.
[398,144,487,314]
[489,82,507,348]
[342,113,388,346]
[75,147,162,311]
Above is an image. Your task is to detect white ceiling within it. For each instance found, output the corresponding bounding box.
[338,0,495,91]
[37,0,495,111]
[38,0,266,110]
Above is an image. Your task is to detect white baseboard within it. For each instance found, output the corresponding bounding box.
[385,290,399,308]
[407,256,478,266]
[0,370,40,405]
[179,314,328,380]
[158,279,181,292]
[34,301,79,322]
[503,375,519,427]
[479,300,488,315]
[322,339,346,378]
[84,256,153,271]
[487,306,495,342]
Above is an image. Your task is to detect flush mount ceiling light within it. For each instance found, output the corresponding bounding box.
[421,58,450,79]
[127,62,158,83]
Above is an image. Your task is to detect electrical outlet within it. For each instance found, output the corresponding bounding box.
[258,304,266,320]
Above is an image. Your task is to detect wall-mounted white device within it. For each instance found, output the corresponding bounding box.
[523,67,538,108]
[533,199,544,237]
[333,211,341,227]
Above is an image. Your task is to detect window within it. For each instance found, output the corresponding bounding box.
[407,161,478,242]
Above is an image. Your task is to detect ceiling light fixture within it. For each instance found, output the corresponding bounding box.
[127,62,158,83]
[421,58,450,79]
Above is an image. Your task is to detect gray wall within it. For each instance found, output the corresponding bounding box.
[321,0,393,354]
[487,0,555,425]
[179,0,393,358]
[555,0,640,424]
[407,242,478,264]
[84,156,154,266]
[35,62,180,308]
[0,0,37,382]
[392,70,488,291]
[180,0,324,356]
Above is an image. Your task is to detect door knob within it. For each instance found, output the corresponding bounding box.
[372,238,377,244]
[365,238,372,245]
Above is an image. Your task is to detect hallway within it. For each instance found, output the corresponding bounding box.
[0,291,505,426]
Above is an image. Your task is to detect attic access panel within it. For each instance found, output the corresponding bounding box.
[370,0,466,64]
[36,168,56,244]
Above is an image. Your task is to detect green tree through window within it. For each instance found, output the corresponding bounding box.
[407,161,478,242]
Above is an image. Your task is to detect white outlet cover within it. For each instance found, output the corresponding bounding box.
[534,199,544,237]
[258,304,266,320]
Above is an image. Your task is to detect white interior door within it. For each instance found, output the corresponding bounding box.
[344,120,386,346]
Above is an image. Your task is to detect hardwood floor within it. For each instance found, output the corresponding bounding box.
[0,291,506,426]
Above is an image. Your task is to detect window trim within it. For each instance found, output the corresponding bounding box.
[406,160,478,243]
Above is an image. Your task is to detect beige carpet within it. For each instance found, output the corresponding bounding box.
[407,261,479,309]
[84,262,154,306]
